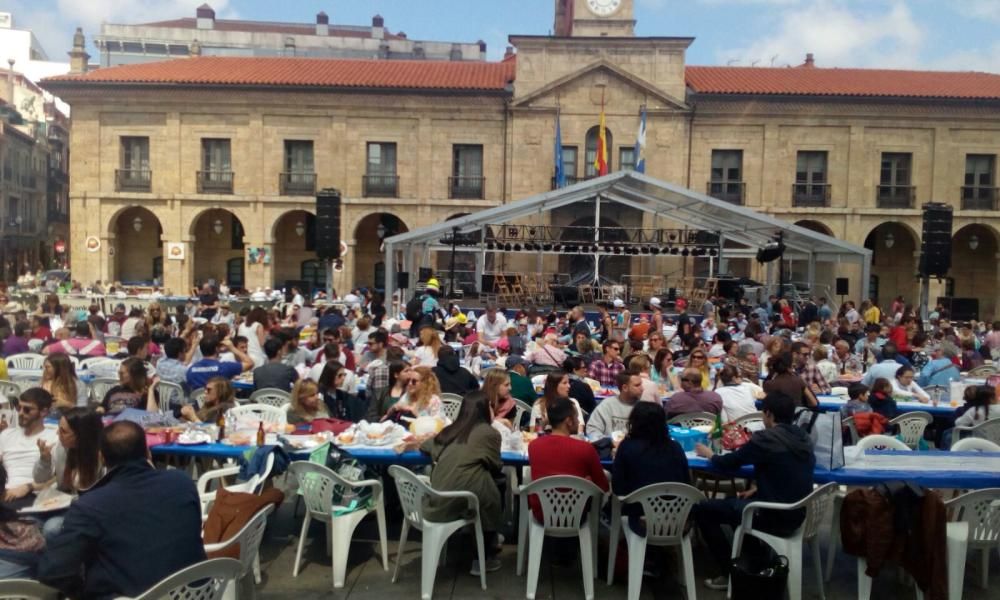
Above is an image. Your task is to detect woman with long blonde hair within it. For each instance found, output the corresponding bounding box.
[411,326,443,367]
[287,379,329,424]
[386,366,443,419]
[481,368,516,421]
[41,353,86,411]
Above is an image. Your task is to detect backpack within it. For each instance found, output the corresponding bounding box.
[405,294,424,322]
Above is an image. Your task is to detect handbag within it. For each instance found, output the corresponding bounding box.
[721,423,752,451]
[796,407,845,470]
[730,542,789,600]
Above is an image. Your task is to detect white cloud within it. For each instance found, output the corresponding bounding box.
[929,41,1000,73]
[53,0,235,31]
[966,0,1000,22]
[716,0,925,68]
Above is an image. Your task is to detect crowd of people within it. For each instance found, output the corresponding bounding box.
[0,278,997,594]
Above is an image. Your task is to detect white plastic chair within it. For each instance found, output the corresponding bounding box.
[190,387,208,408]
[857,522,968,600]
[856,434,911,451]
[945,488,1000,589]
[197,453,275,520]
[248,388,292,409]
[202,504,273,600]
[951,437,1000,452]
[5,353,44,370]
[439,395,463,422]
[955,417,1000,446]
[132,557,242,600]
[81,357,122,380]
[733,411,765,431]
[730,482,838,600]
[227,403,287,427]
[668,411,717,429]
[606,482,706,600]
[388,465,488,600]
[157,380,186,414]
[0,579,59,599]
[9,377,40,395]
[288,462,388,589]
[511,398,532,431]
[518,475,607,600]
[889,411,932,449]
[0,380,20,403]
[88,378,120,404]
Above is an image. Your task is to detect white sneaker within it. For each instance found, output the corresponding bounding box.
[470,558,502,576]
[703,575,729,590]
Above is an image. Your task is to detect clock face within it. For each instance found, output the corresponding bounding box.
[587,0,622,17]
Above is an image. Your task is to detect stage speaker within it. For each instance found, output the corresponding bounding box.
[835,278,849,296]
[481,274,496,293]
[396,272,410,289]
[919,203,953,278]
[315,189,342,260]
[418,267,433,282]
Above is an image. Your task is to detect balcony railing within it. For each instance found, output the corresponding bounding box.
[961,186,998,211]
[550,175,580,190]
[116,169,152,192]
[449,176,485,199]
[792,183,831,207]
[197,170,234,194]
[363,173,400,198]
[707,180,745,205]
[279,172,316,196]
[876,184,916,209]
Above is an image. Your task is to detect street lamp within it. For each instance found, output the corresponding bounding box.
[969,234,979,251]
[377,221,387,251]
[884,232,895,249]
[213,219,224,235]
[295,221,305,237]
[132,216,142,232]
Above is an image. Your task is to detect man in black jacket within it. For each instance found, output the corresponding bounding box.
[432,345,479,396]
[692,392,815,590]
[38,421,206,599]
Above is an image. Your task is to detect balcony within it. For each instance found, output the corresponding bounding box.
[279,172,316,196]
[961,186,998,211]
[792,183,831,207]
[116,169,152,192]
[550,175,580,190]
[449,176,485,199]
[876,184,916,209]
[707,180,745,205]
[362,173,400,198]
[197,170,234,194]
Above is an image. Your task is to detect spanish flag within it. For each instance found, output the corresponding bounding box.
[595,105,608,177]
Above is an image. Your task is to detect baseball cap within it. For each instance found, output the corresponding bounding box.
[613,298,625,308]
[649,297,661,308]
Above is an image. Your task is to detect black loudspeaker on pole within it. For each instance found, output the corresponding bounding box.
[918,203,952,278]
[315,189,342,260]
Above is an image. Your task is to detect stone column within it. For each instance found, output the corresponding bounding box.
[163,239,193,296]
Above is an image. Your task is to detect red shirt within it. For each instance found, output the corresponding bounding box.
[527,434,609,521]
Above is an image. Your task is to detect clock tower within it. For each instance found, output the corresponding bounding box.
[554,0,636,37]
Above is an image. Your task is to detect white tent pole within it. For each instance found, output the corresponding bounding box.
[594,193,601,285]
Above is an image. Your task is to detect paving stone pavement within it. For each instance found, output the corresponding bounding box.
[252,488,997,599]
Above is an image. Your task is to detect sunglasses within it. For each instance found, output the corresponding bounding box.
[16,405,36,414]
[608,346,621,351]
[682,378,702,384]
[691,355,706,360]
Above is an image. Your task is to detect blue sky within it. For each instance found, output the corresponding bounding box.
[11,0,1000,73]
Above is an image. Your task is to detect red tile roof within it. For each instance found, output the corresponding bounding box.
[136,17,405,40]
[685,66,1000,100]
[43,57,516,92]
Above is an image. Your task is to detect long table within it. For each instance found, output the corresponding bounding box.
[150,440,1000,489]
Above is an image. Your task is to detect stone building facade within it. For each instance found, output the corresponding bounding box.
[44,0,1000,317]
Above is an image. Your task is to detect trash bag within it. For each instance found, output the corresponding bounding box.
[730,541,789,600]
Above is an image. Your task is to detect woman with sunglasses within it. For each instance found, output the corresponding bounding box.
[650,348,680,392]
[385,366,443,420]
[684,351,711,390]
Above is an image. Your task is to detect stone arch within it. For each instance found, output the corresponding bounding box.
[191,208,246,290]
[110,206,162,283]
[353,212,409,289]
[789,220,836,286]
[272,209,318,291]
[794,220,834,237]
[951,223,1000,319]
[863,222,919,307]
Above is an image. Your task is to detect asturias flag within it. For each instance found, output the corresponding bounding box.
[595,107,608,176]
[634,105,647,174]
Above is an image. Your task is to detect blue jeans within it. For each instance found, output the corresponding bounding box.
[0,549,38,579]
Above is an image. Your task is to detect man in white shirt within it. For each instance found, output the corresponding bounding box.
[0,388,58,505]
[476,304,508,348]
[585,371,642,438]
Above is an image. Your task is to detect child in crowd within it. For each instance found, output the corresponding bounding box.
[841,383,871,418]
[867,378,897,420]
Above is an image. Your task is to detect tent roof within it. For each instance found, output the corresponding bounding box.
[385,170,870,262]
